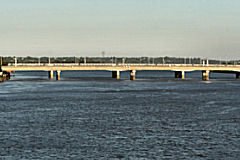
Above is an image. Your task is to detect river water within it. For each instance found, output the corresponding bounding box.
[0,71,240,159]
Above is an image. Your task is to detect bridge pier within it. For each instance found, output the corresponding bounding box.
[56,71,61,80]
[6,71,11,80]
[130,70,136,80]
[112,71,120,79]
[2,71,11,80]
[236,72,240,79]
[175,71,185,79]
[48,70,54,79]
[202,70,210,81]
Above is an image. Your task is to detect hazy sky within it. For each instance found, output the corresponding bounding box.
[0,0,240,59]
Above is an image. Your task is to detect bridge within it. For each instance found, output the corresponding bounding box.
[2,63,240,81]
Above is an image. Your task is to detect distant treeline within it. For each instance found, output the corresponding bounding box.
[1,56,239,66]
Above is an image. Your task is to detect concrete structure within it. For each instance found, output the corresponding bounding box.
[112,71,120,79]
[56,71,61,80]
[130,70,136,81]
[0,71,11,82]
[202,70,210,81]
[2,63,240,81]
[48,70,54,79]
[236,72,240,79]
[175,71,185,79]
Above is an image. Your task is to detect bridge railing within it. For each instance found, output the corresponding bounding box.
[7,63,240,67]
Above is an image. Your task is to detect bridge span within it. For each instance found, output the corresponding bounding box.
[2,63,240,81]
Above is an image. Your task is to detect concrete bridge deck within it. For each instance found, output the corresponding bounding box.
[2,63,240,81]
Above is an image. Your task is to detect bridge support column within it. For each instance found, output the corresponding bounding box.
[236,72,240,79]
[112,71,120,79]
[202,70,210,81]
[48,70,54,79]
[56,71,61,80]
[175,71,185,79]
[7,71,11,80]
[130,70,136,80]
[3,71,11,80]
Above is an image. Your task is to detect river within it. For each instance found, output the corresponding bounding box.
[0,71,240,159]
